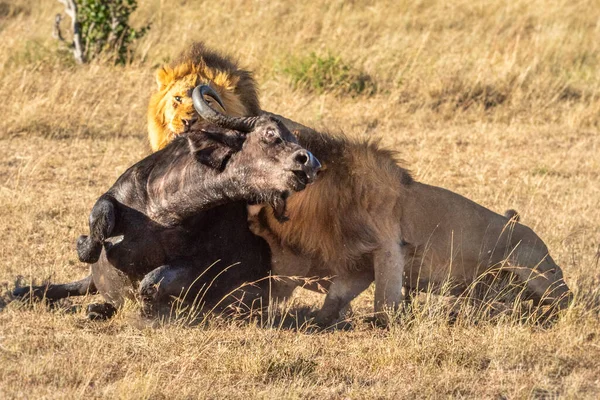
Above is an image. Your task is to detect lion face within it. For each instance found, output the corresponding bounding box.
[162,74,227,138]
[149,71,229,151]
[163,74,197,137]
[147,44,261,152]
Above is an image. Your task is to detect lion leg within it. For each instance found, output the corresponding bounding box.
[373,240,406,324]
[507,251,573,310]
[268,249,325,306]
[263,237,307,303]
[247,205,313,305]
[13,274,97,302]
[77,196,117,264]
[268,278,298,306]
[314,270,373,327]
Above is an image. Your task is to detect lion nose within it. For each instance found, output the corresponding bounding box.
[182,117,198,131]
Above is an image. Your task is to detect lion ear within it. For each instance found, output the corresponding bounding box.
[156,66,173,90]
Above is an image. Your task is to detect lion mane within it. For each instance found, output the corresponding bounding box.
[147,42,261,151]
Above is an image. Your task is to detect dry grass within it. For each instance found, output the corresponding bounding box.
[1,0,600,398]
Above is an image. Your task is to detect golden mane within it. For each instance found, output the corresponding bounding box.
[147,43,261,151]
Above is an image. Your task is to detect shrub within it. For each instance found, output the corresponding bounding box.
[282,52,376,96]
[56,0,149,64]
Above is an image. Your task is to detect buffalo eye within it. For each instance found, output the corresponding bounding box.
[174,96,183,103]
[263,127,282,144]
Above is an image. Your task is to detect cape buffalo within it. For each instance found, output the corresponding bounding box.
[13,85,320,320]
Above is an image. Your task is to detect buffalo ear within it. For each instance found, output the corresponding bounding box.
[187,135,234,171]
[156,66,173,90]
[194,124,246,151]
[194,147,233,171]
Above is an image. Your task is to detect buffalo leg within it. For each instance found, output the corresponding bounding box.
[314,270,373,327]
[77,196,116,264]
[13,274,97,301]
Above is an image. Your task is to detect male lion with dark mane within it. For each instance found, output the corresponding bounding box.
[146,43,572,327]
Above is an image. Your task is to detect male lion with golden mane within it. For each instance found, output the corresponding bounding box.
[150,43,572,327]
[147,43,261,151]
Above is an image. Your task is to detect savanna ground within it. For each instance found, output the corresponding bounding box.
[1,0,600,398]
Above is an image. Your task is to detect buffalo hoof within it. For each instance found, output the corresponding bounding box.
[77,235,102,264]
[87,303,117,320]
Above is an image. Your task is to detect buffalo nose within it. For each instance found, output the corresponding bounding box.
[293,149,309,165]
[293,149,321,170]
[291,149,321,183]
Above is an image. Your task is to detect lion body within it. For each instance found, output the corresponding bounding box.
[249,127,571,325]
[251,131,410,272]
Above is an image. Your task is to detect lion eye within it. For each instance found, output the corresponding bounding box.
[174,96,182,103]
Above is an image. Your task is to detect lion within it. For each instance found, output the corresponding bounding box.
[147,42,261,151]
[247,129,573,326]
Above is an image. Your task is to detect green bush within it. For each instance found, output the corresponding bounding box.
[282,52,376,96]
[57,0,149,64]
[78,0,149,64]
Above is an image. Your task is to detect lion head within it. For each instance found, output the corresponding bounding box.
[147,43,261,151]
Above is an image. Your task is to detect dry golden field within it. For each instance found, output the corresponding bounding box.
[1,0,600,398]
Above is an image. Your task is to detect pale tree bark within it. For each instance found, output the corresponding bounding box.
[56,0,86,64]
[52,14,63,41]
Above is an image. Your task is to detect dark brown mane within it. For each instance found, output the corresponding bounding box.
[295,129,413,187]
